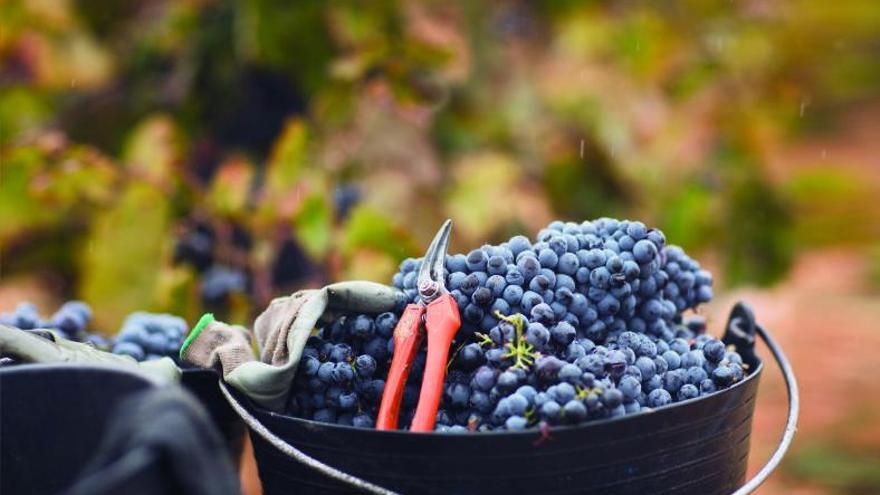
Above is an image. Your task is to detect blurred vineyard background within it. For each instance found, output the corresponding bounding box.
[1,1,879,493]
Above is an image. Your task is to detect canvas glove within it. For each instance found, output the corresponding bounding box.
[0,325,180,383]
[181,281,401,411]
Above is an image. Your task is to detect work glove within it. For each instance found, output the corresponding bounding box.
[0,325,180,384]
[181,281,401,411]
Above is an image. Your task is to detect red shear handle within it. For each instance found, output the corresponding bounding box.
[410,294,461,432]
[376,304,425,431]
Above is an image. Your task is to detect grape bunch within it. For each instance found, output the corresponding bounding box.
[285,312,406,428]
[200,265,250,306]
[111,312,188,362]
[172,220,323,307]
[172,183,362,307]
[333,184,362,223]
[0,301,94,340]
[395,217,713,342]
[173,222,216,272]
[285,218,745,431]
[173,221,252,307]
[0,301,188,364]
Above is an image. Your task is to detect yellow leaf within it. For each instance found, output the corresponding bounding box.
[122,115,183,187]
[207,157,255,218]
[446,152,522,242]
[344,249,398,283]
[260,119,310,221]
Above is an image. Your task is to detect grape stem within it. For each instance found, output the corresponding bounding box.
[475,332,494,347]
[446,341,467,372]
[523,406,537,426]
[496,311,538,371]
[576,385,603,401]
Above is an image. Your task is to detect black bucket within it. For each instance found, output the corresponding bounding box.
[223,302,799,495]
[0,364,158,495]
[181,368,245,463]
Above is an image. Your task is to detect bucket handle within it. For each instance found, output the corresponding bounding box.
[724,302,799,495]
[221,301,798,495]
[218,381,399,495]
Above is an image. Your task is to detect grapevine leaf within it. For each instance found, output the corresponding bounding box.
[79,183,172,330]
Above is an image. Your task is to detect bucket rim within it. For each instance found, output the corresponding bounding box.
[241,357,764,437]
[0,362,161,387]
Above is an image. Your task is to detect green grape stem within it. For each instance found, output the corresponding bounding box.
[475,332,494,347]
[496,311,539,371]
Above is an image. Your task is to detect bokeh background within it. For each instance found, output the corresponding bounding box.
[2,1,879,493]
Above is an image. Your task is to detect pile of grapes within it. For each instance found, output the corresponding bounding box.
[286,218,747,431]
[287,313,401,428]
[0,302,188,363]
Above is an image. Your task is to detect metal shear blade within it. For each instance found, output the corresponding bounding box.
[416,219,452,303]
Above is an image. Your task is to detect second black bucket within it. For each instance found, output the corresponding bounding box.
[0,364,157,495]
[226,303,798,495]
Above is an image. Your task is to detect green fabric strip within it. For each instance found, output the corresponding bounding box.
[179,313,214,360]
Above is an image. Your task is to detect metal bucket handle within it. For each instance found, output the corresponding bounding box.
[220,301,799,495]
[219,378,397,495]
[723,302,799,495]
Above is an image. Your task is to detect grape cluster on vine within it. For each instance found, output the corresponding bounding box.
[172,184,361,309]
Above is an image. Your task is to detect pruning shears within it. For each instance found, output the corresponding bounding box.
[377,219,461,432]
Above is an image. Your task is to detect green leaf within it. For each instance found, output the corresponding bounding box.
[718,150,794,287]
[341,206,415,260]
[783,167,878,246]
[446,152,522,241]
[155,265,200,324]
[292,192,332,259]
[0,147,56,243]
[658,184,716,251]
[0,142,119,255]
[543,154,629,221]
[267,119,309,188]
[79,182,171,330]
[0,88,51,145]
